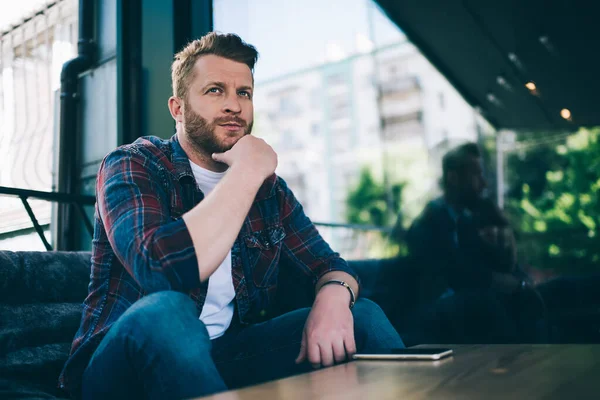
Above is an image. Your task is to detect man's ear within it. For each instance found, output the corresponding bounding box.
[168,96,184,123]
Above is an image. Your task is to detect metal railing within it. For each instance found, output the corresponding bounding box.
[0,184,400,258]
[0,0,78,239]
[0,186,94,250]
[313,221,397,260]
[0,185,396,257]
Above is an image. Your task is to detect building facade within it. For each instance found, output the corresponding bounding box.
[254,40,480,225]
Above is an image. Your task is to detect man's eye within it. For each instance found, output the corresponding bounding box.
[239,91,251,98]
[207,88,222,94]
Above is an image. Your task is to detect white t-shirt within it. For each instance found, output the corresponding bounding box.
[189,161,235,340]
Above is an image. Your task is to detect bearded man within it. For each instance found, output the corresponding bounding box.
[58,32,403,400]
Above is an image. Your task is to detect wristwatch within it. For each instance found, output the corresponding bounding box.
[320,280,356,309]
[521,279,528,289]
[517,279,528,293]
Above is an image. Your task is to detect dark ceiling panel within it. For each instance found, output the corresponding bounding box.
[375,0,600,131]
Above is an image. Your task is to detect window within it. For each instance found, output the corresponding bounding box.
[279,95,297,115]
[326,73,346,87]
[0,0,78,249]
[329,95,351,121]
[311,123,320,137]
[279,129,302,151]
[331,126,352,153]
[212,0,600,346]
[213,0,474,230]
[382,111,424,141]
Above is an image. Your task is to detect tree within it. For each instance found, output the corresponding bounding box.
[505,128,600,273]
[344,167,405,258]
[345,167,404,228]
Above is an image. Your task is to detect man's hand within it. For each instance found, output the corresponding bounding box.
[212,135,278,181]
[295,284,356,369]
[479,226,518,273]
[183,135,277,282]
[491,271,521,295]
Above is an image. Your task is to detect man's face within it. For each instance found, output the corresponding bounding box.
[181,54,254,155]
[456,156,487,208]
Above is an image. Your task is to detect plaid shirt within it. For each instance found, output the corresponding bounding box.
[58,134,358,395]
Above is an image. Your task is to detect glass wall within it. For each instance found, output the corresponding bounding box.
[214,0,479,239]
[214,3,600,345]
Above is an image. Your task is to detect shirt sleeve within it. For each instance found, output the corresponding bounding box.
[276,177,360,287]
[97,148,200,293]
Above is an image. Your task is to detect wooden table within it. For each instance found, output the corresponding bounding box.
[198,345,600,399]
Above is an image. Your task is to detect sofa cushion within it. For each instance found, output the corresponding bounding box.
[0,343,71,399]
[0,251,90,399]
[0,251,91,305]
[0,303,82,356]
[0,377,67,399]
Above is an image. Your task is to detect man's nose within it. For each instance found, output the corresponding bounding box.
[223,93,241,114]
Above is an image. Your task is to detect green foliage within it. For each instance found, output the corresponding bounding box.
[345,167,404,228]
[345,167,405,258]
[505,128,600,273]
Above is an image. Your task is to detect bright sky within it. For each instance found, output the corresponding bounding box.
[214,0,404,82]
[0,0,52,32]
[0,0,404,82]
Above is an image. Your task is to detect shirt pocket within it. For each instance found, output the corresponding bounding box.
[243,224,286,288]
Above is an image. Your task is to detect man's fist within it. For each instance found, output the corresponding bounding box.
[212,135,278,181]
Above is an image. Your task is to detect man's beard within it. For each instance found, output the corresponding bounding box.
[183,107,253,155]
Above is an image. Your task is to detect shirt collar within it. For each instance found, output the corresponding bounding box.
[169,134,195,183]
[439,197,472,223]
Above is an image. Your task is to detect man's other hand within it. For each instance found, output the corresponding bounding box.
[295,284,355,369]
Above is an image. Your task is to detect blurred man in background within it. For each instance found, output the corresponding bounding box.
[404,143,546,344]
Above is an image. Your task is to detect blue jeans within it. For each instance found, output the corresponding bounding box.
[81,291,403,399]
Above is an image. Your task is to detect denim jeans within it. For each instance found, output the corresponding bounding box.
[81,291,404,399]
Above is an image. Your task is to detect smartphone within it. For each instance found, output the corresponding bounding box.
[352,348,453,361]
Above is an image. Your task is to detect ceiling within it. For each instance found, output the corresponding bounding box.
[375,0,600,131]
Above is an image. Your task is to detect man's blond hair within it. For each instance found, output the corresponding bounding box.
[171,32,258,100]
